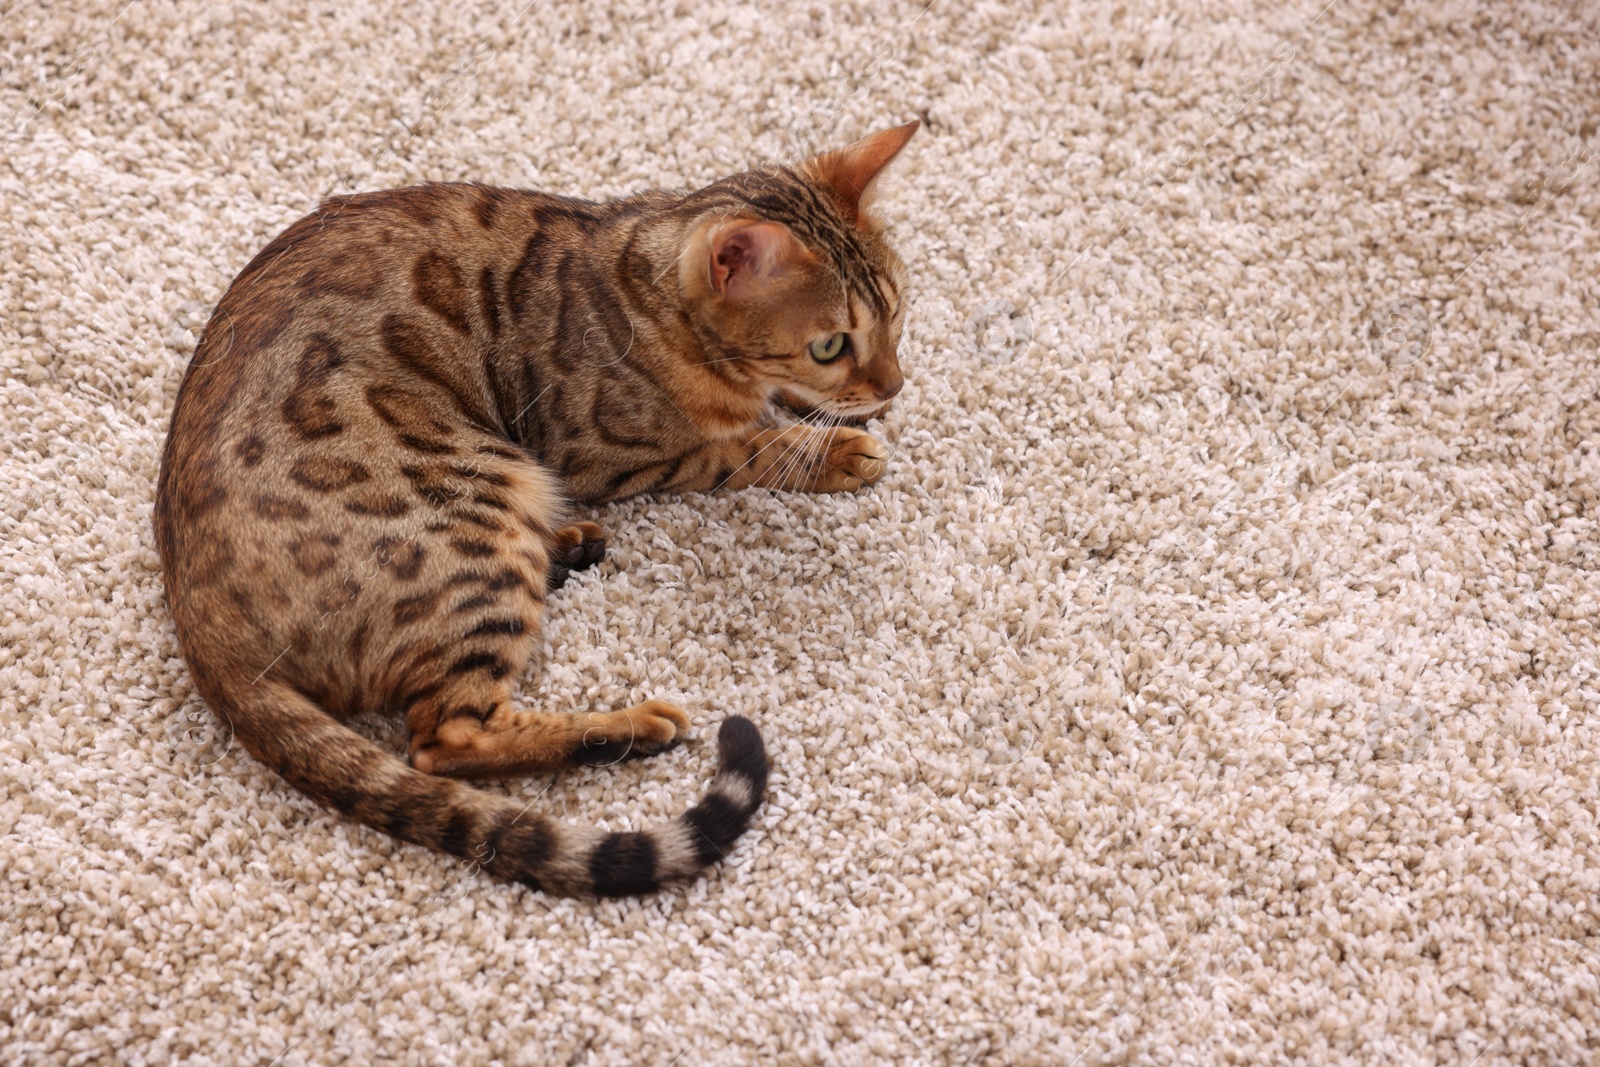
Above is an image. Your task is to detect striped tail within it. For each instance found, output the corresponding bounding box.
[220,681,767,895]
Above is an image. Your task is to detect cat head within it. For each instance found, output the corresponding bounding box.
[679,121,919,424]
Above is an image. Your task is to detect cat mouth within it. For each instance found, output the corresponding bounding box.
[773,391,893,425]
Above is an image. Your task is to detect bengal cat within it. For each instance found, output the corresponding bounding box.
[154,122,918,896]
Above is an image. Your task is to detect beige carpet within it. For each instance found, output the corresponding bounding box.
[5,0,1599,1063]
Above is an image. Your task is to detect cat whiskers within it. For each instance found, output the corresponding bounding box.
[798,405,848,492]
[716,399,838,492]
[774,402,847,492]
[697,352,757,367]
[767,419,819,492]
[710,415,811,493]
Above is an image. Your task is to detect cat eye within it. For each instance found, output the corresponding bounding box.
[809,332,852,363]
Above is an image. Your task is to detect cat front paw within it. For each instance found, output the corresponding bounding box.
[822,428,889,491]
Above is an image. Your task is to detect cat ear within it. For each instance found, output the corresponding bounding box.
[805,120,920,221]
[708,220,813,302]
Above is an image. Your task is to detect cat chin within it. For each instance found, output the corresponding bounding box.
[835,403,893,426]
[772,390,892,426]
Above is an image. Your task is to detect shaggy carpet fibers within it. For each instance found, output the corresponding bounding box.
[4,0,1599,1063]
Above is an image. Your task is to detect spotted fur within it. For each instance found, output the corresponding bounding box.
[154,123,918,895]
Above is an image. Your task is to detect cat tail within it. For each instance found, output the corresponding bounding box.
[220,681,767,896]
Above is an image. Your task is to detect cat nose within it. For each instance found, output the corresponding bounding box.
[870,368,903,401]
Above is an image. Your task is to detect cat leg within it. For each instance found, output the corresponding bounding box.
[543,520,606,594]
[662,425,889,494]
[406,676,689,778]
[381,443,677,774]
